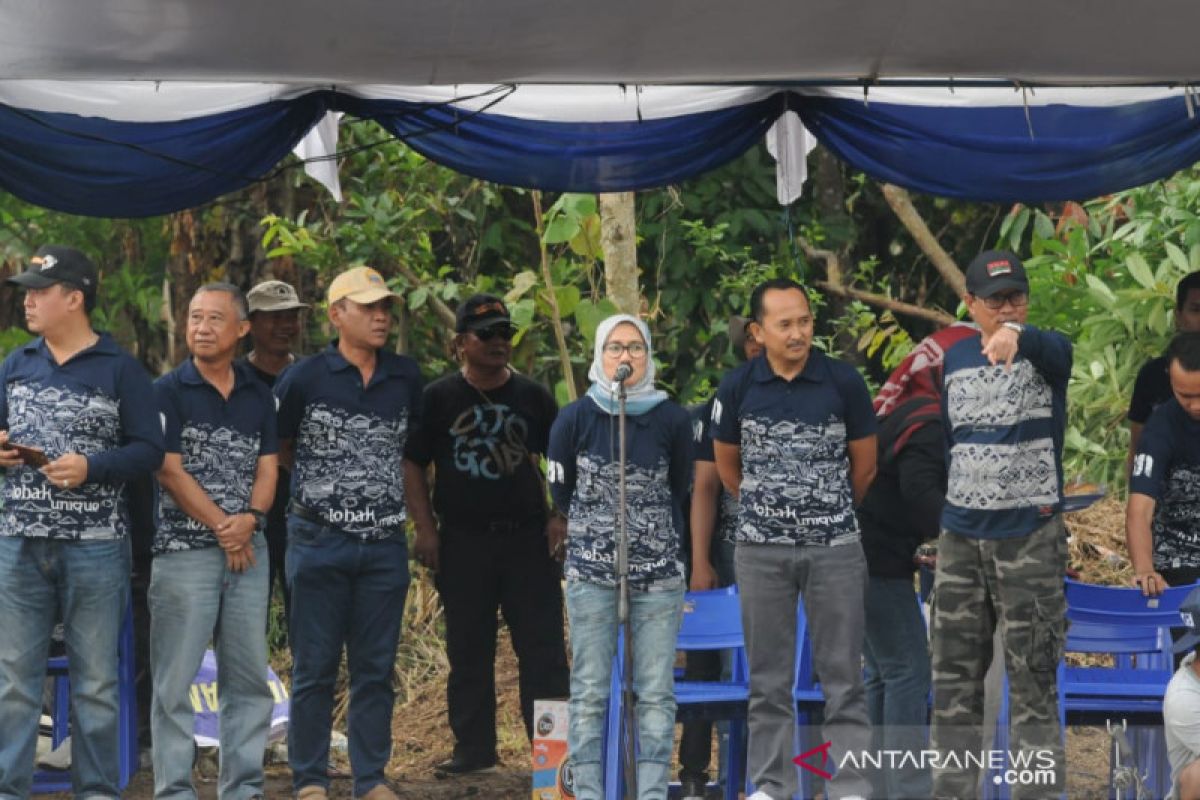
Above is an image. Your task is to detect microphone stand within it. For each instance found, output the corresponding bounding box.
[615,377,638,799]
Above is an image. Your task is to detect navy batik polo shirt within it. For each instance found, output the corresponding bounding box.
[1130,398,1200,571]
[0,333,164,540]
[711,350,876,546]
[547,397,692,588]
[154,359,279,553]
[275,342,422,541]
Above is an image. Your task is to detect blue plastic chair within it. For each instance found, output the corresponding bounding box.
[33,598,138,795]
[1060,579,1196,799]
[987,580,1195,800]
[603,587,750,800]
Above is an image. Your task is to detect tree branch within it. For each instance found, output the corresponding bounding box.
[532,191,578,401]
[798,236,955,326]
[814,280,956,326]
[881,183,967,297]
[392,261,456,331]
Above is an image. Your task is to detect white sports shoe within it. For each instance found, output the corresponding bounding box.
[746,792,775,800]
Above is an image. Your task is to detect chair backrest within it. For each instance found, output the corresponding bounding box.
[677,586,744,651]
[1064,579,1196,672]
[1065,578,1198,627]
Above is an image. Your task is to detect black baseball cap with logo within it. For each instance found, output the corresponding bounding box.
[455,293,511,332]
[8,245,99,307]
[964,250,1029,298]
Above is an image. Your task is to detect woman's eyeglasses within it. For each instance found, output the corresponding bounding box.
[473,324,517,341]
[603,342,648,357]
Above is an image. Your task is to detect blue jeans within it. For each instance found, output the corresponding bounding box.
[149,535,272,800]
[0,536,130,799]
[286,516,410,797]
[863,574,932,799]
[565,579,684,800]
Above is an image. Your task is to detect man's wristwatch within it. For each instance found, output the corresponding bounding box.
[245,508,268,532]
[1002,321,1025,336]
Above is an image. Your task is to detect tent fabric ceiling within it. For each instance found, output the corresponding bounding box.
[3,83,1200,217]
[6,2,1200,216]
[5,1,1200,85]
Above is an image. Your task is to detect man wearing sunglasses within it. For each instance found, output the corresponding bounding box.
[404,294,570,777]
[930,250,1072,798]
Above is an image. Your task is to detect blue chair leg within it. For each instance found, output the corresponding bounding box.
[724,718,744,800]
[983,674,1012,800]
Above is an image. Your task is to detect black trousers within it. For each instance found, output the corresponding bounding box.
[131,555,153,750]
[265,475,292,631]
[435,521,570,761]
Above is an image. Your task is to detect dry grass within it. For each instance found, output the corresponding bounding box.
[1066,496,1133,587]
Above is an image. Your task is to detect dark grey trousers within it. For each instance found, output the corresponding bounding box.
[737,541,873,800]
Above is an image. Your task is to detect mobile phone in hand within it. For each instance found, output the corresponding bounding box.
[9,443,49,468]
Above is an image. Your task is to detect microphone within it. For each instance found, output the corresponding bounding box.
[613,363,634,383]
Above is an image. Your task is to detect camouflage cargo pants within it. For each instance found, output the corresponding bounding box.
[930,516,1067,799]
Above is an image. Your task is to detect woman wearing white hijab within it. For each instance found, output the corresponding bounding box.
[546,314,693,800]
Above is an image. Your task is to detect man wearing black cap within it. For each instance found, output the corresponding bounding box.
[0,245,165,798]
[1165,587,1200,800]
[930,250,1072,799]
[403,294,569,776]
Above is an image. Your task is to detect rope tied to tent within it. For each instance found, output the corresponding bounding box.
[1016,81,1036,139]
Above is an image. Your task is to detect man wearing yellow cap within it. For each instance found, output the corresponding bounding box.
[274,267,423,800]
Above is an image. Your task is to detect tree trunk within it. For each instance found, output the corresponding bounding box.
[599,192,640,315]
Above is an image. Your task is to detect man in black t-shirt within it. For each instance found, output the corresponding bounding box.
[241,280,308,627]
[1128,331,1200,595]
[1127,272,1200,475]
[403,294,569,776]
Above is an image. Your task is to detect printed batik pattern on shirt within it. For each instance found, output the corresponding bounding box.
[293,401,408,538]
[3,381,124,539]
[157,422,261,552]
[944,361,1059,511]
[737,413,858,546]
[1152,463,1200,570]
[564,452,680,587]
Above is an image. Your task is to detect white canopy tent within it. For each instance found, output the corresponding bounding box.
[3,3,1200,215]
[4,0,1200,85]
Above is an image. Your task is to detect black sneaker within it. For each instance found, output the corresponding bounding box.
[433,754,498,777]
[680,774,707,800]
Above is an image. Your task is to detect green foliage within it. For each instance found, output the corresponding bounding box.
[1000,172,1200,490]
[0,327,31,358]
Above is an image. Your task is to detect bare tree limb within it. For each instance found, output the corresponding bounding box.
[814,281,956,326]
[881,183,967,297]
[798,236,955,326]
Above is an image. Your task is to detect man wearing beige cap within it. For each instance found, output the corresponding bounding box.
[242,279,309,625]
[274,266,423,800]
